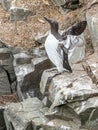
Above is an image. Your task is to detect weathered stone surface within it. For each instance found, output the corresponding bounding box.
[39,119,77,130]
[51,0,81,13]
[0,67,11,94]
[51,0,65,6]
[86,0,98,51]
[14,52,31,66]
[44,104,81,130]
[0,107,6,130]
[40,63,98,108]
[0,40,17,94]
[80,0,87,4]
[4,97,83,130]
[32,46,47,57]
[51,0,82,6]
[40,52,98,130]
[10,7,36,21]
[1,0,11,11]
[15,55,52,100]
[4,98,49,130]
[10,46,27,55]
[68,97,98,124]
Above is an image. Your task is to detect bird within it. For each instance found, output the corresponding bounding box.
[44,17,72,74]
[44,17,87,75]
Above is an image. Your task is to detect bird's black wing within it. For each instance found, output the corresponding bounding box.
[62,21,87,39]
[62,47,72,73]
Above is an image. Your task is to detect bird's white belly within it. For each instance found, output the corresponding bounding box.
[45,34,65,72]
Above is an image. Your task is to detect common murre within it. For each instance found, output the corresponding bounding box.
[44,17,87,74]
[44,17,72,74]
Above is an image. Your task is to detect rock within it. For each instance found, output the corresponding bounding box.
[68,96,98,130]
[0,67,11,95]
[40,52,98,107]
[40,63,98,109]
[0,40,17,94]
[79,0,87,4]
[0,107,6,130]
[15,52,52,100]
[1,0,11,11]
[10,46,27,55]
[4,97,82,130]
[45,104,81,130]
[32,46,47,57]
[40,52,98,129]
[10,7,36,21]
[15,63,34,99]
[51,0,81,13]
[86,0,98,51]
[51,0,65,6]
[14,52,32,66]
[51,0,80,6]
[40,117,80,130]
[4,97,49,130]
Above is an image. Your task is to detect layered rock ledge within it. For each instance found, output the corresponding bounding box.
[40,52,98,129]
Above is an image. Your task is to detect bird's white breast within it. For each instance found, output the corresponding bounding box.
[45,33,65,73]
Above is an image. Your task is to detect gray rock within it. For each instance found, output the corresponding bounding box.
[0,107,6,130]
[0,67,11,95]
[0,40,17,94]
[10,7,36,21]
[51,0,81,13]
[1,0,11,11]
[68,97,98,124]
[51,0,65,6]
[45,104,81,130]
[4,97,82,130]
[86,0,98,51]
[15,54,52,100]
[39,118,78,130]
[40,66,98,109]
[40,52,98,108]
[51,0,80,6]
[10,46,26,55]
[4,97,49,130]
[14,52,32,66]
[32,46,47,57]
[40,52,98,129]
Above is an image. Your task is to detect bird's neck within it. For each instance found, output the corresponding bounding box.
[51,27,58,35]
[51,29,62,41]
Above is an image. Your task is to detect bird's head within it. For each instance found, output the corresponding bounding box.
[44,16,59,33]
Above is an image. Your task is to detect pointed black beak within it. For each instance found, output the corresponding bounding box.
[44,16,52,24]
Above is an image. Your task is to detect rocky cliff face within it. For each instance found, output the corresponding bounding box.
[0,0,98,130]
[86,0,98,51]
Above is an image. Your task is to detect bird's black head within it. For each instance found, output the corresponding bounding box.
[44,17,59,34]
